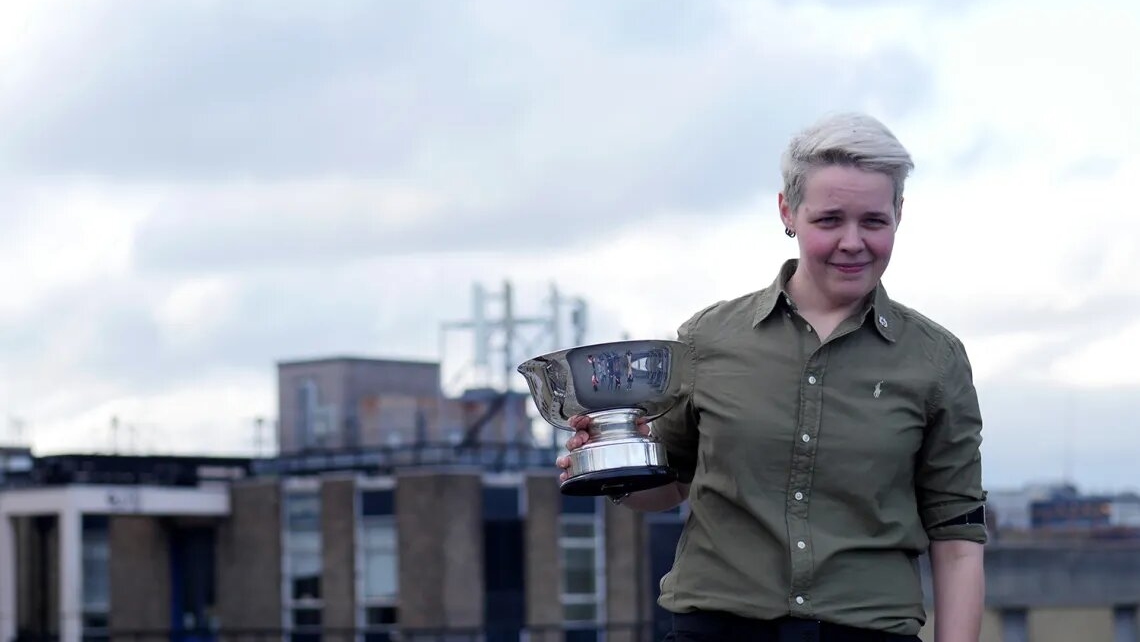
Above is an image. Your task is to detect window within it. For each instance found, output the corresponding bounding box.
[81,516,110,642]
[284,491,322,641]
[1000,607,1028,642]
[559,495,604,639]
[360,489,398,642]
[484,485,525,642]
[297,379,337,450]
[1114,605,1138,642]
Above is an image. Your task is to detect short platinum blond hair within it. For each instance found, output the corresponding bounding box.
[780,112,915,214]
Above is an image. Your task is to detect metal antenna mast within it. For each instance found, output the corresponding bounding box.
[440,280,588,394]
[439,280,588,446]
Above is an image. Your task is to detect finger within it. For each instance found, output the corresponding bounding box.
[571,415,596,430]
[567,431,589,450]
[556,456,569,469]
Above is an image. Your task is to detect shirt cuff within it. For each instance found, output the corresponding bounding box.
[921,498,985,530]
[927,522,988,544]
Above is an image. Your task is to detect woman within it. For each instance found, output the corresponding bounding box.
[557,112,987,642]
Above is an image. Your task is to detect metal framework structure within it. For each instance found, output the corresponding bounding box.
[439,281,588,395]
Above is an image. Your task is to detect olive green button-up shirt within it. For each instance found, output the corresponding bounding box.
[653,259,987,636]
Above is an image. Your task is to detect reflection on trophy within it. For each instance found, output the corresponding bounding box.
[517,339,692,496]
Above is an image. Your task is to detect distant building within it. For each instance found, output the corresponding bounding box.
[277,357,536,454]
[0,447,33,487]
[1031,494,1140,532]
[0,357,1138,642]
[986,483,1075,531]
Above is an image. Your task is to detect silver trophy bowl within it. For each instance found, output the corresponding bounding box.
[517,339,692,496]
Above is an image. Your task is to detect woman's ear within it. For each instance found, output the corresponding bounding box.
[778,193,795,230]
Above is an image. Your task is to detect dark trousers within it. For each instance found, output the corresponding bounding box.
[664,610,922,642]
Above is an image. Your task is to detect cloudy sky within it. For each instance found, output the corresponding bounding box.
[1,0,1137,492]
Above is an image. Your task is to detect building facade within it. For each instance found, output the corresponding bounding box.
[1,357,1138,641]
[3,459,1140,642]
[0,460,678,641]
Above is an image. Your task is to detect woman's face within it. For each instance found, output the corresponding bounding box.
[779,164,900,309]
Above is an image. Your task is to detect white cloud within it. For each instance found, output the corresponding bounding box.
[155,276,240,348]
[1046,318,1140,388]
[0,181,150,317]
[0,0,1137,492]
[27,369,273,456]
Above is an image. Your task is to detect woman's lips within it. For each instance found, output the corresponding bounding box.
[830,262,869,274]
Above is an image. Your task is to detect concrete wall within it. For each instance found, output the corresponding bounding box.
[396,471,484,629]
[919,607,1129,642]
[1029,607,1116,642]
[524,473,561,628]
[349,359,441,447]
[108,516,170,632]
[347,359,440,399]
[605,502,646,642]
[983,544,1140,607]
[278,358,443,454]
[321,476,358,630]
[215,479,283,629]
[918,610,1003,642]
[439,393,532,444]
[914,544,1140,642]
[278,360,351,453]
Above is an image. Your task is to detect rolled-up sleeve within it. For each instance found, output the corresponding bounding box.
[650,315,701,484]
[918,335,988,543]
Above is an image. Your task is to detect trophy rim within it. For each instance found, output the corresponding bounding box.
[515,338,691,432]
[516,338,688,368]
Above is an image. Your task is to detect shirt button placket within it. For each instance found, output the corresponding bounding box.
[789,356,825,615]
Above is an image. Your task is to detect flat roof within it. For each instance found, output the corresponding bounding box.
[276,355,440,368]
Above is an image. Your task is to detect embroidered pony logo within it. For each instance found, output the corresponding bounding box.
[873,381,883,399]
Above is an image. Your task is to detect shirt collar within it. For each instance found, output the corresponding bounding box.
[752,258,896,343]
[752,259,798,325]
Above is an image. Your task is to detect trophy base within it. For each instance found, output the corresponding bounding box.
[559,439,676,497]
[560,465,676,497]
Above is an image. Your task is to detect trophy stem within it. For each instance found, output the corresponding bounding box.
[585,408,645,442]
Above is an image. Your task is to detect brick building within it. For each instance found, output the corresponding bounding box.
[0,357,1138,642]
[0,456,680,641]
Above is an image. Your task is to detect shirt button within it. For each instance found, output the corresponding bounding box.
[794,491,804,501]
[797,541,806,550]
[795,596,805,605]
[801,434,810,443]
[807,375,817,384]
